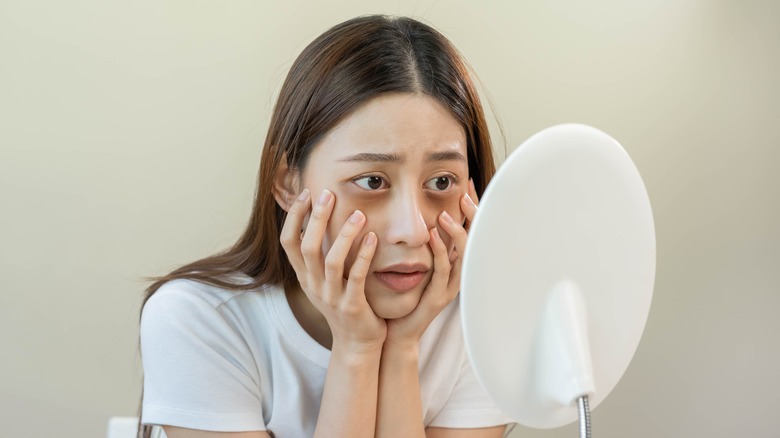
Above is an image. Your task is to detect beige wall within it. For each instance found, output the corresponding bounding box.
[1,1,777,436]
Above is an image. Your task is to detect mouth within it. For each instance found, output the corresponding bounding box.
[374,263,430,292]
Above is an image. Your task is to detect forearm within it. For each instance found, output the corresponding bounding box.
[313,342,383,438]
[375,341,426,438]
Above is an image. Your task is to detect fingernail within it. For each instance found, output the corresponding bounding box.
[464,193,475,207]
[297,189,309,202]
[349,210,364,224]
[441,211,453,224]
[365,232,376,246]
[317,190,332,206]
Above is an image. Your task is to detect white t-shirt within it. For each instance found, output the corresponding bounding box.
[141,279,510,436]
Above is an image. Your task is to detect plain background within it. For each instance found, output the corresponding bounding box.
[1,1,778,437]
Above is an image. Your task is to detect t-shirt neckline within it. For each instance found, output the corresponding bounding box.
[269,285,331,368]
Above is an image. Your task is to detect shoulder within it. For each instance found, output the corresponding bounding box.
[140,279,283,386]
[144,279,245,314]
[140,279,272,432]
[141,279,280,342]
[143,279,276,318]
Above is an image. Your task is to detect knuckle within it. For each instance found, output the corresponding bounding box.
[348,259,371,279]
[310,208,326,222]
[280,234,295,249]
[290,198,306,212]
[300,242,319,258]
[436,263,452,277]
[349,270,367,283]
[319,291,335,306]
[324,257,343,276]
[356,249,373,263]
[339,226,355,239]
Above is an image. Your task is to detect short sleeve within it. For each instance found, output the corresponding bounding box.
[140,281,266,432]
[428,352,513,428]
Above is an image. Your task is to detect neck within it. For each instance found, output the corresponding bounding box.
[285,286,333,350]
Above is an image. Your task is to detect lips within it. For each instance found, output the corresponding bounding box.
[374,263,430,292]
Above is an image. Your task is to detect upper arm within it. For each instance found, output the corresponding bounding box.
[426,425,507,438]
[162,426,272,438]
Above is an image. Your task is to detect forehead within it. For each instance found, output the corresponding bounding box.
[313,93,467,160]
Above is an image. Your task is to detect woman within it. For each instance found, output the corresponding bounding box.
[140,14,511,438]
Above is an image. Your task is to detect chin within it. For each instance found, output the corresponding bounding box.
[373,302,417,319]
[365,281,426,319]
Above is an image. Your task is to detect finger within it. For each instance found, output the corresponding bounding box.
[468,177,480,206]
[419,226,453,314]
[458,179,479,231]
[279,189,311,278]
[345,231,378,303]
[461,180,479,224]
[460,192,478,224]
[438,210,468,291]
[323,210,366,293]
[300,189,334,282]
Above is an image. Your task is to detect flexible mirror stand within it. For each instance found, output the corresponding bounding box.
[461,124,655,437]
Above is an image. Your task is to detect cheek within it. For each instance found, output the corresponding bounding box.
[321,192,465,268]
[323,193,371,273]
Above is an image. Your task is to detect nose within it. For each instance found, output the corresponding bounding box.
[384,191,432,247]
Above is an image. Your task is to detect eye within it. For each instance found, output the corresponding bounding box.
[353,175,387,190]
[425,176,454,191]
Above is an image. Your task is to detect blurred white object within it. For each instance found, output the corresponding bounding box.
[461,124,655,431]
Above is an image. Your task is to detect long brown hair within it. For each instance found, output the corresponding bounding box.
[139,14,496,436]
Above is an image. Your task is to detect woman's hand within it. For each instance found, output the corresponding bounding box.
[384,179,480,348]
[280,189,387,353]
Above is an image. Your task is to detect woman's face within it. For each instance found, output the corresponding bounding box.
[299,93,469,319]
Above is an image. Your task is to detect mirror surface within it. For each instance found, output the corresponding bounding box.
[461,124,655,428]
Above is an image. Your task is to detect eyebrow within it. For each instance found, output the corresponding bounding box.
[338,150,467,163]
